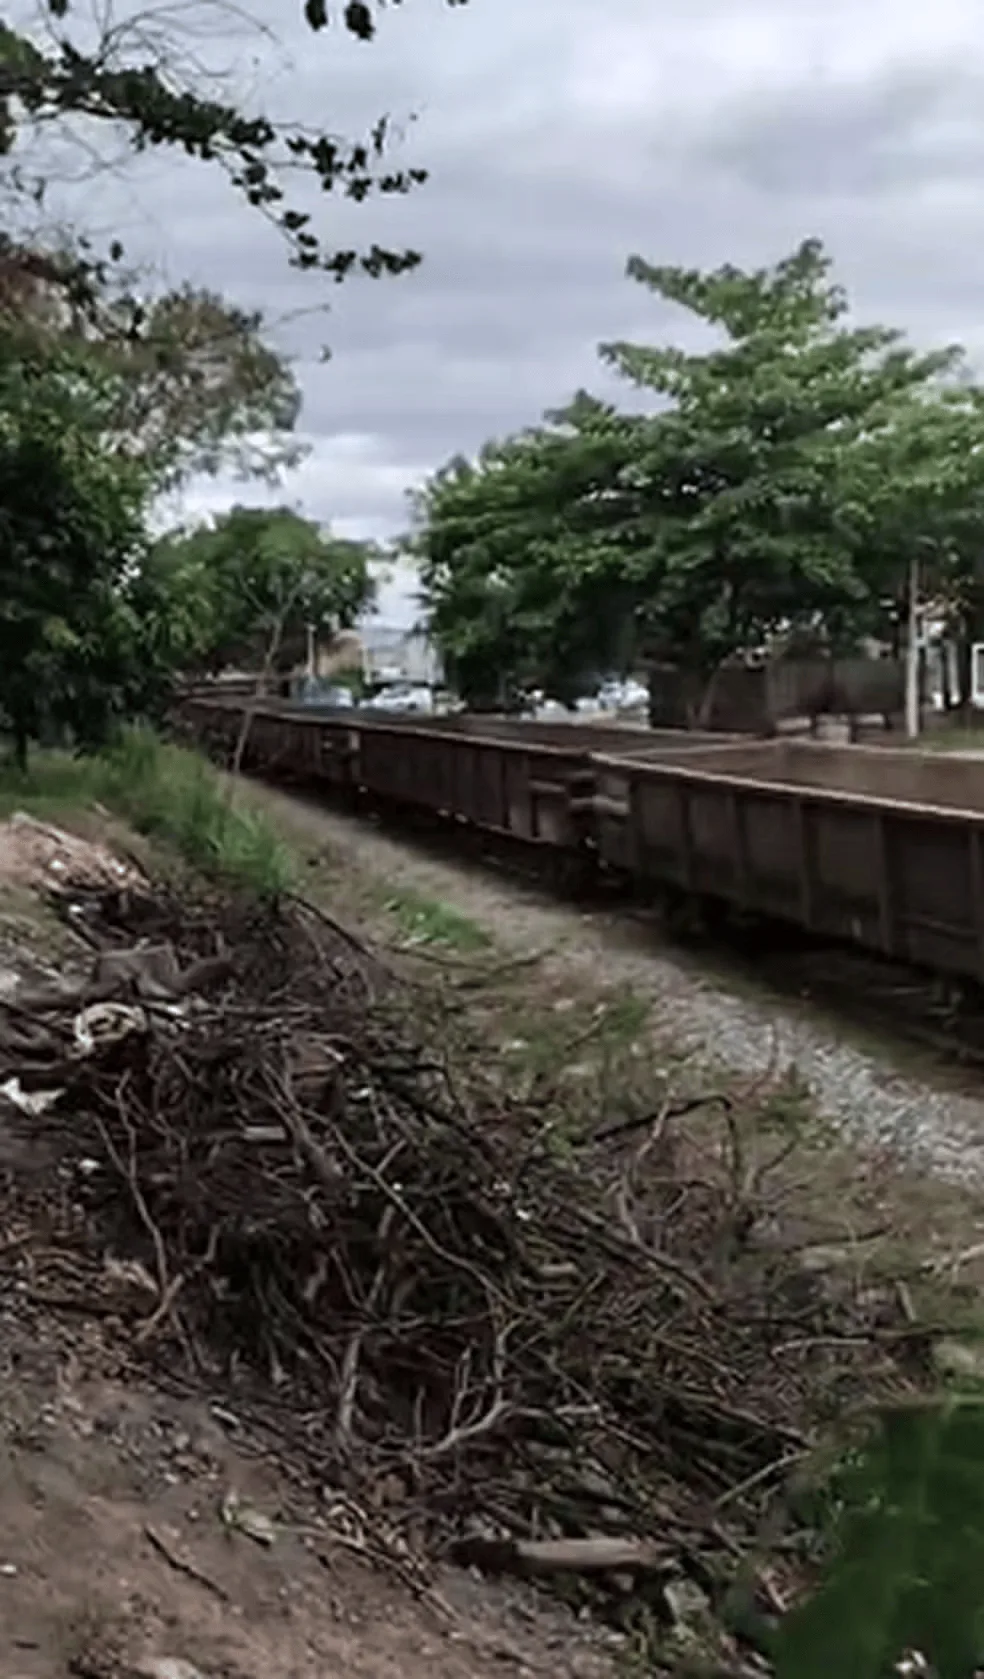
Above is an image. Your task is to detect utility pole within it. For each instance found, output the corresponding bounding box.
[905,553,920,741]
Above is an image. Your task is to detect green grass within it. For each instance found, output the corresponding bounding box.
[382,884,491,952]
[0,752,106,821]
[0,726,295,899]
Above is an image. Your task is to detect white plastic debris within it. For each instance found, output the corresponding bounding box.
[135,1660,206,1679]
[72,1002,147,1057]
[0,1077,63,1116]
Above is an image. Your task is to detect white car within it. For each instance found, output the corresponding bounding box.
[598,678,648,712]
[363,684,433,714]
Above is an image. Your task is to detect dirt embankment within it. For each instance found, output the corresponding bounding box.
[0,817,622,1679]
[0,799,975,1678]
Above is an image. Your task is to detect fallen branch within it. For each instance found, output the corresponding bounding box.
[452,1535,675,1578]
[144,1523,230,1603]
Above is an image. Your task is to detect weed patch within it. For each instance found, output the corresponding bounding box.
[382,883,490,952]
[0,728,294,899]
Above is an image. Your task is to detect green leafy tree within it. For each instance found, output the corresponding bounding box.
[0,1,467,282]
[0,239,315,762]
[417,240,984,716]
[837,384,984,706]
[0,241,304,491]
[85,285,304,491]
[413,397,648,705]
[151,504,378,771]
[597,239,965,713]
[0,331,152,767]
[148,504,378,683]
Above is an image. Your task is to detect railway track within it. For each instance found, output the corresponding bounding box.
[176,696,984,1088]
[288,772,984,1089]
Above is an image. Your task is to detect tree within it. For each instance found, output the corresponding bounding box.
[417,240,984,719]
[149,504,378,772]
[0,1,467,283]
[596,239,966,713]
[0,234,317,761]
[836,384,984,709]
[148,505,378,681]
[0,327,152,768]
[81,284,304,490]
[413,397,649,706]
[0,240,304,491]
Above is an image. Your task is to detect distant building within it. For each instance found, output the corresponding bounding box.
[213,620,444,695]
[359,622,444,688]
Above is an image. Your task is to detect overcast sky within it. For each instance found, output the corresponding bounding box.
[18,0,984,623]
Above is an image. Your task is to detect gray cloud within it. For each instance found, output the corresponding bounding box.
[693,61,984,197]
[10,0,984,623]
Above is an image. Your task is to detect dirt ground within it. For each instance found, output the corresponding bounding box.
[2,785,984,1679]
[0,1293,621,1678]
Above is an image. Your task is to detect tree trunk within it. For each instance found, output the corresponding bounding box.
[230,602,295,779]
[694,661,726,730]
[940,641,954,711]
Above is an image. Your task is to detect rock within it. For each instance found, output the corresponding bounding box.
[136,1659,207,1679]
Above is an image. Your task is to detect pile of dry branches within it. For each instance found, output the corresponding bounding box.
[0,879,924,1597]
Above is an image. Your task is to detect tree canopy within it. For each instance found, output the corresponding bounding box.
[145,505,379,682]
[0,241,304,492]
[411,396,649,705]
[0,233,316,763]
[415,239,984,708]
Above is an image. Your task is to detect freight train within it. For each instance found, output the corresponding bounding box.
[175,691,984,987]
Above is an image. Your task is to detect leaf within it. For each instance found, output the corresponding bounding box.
[344,2,376,38]
[775,1398,984,1679]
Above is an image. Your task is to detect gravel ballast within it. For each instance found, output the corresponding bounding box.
[252,785,984,1190]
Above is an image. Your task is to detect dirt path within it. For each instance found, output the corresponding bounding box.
[253,783,984,1191]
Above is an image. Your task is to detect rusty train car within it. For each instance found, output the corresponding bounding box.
[175,692,984,986]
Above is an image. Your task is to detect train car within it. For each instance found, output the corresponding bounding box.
[172,695,729,856]
[592,738,984,982]
[344,718,729,849]
[177,694,984,988]
[172,692,984,998]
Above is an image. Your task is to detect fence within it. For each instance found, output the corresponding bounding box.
[647,658,906,734]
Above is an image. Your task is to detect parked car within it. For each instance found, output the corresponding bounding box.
[597,678,648,712]
[361,684,434,715]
